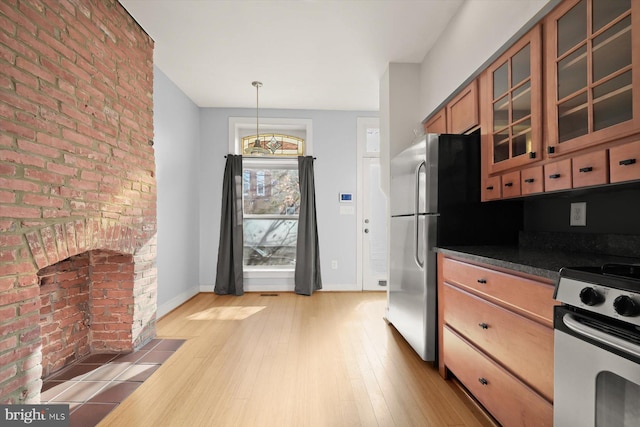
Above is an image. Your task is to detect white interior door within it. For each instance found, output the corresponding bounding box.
[357,118,388,291]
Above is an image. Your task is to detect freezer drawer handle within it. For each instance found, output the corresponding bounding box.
[478,323,489,330]
[620,158,636,166]
[477,278,487,284]
[478,378,488,386]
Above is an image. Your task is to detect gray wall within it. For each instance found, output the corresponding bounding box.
[419,0,559,121]
[199,108,377,291]
[154,66,201,316]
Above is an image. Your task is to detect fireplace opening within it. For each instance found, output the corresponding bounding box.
[38,250,135,379]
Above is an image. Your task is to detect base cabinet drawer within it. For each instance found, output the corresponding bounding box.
[441,257,556,326]
[443,327,553,427]
[443,283,553,401]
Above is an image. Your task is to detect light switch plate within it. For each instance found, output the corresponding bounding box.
[570,202,587,226]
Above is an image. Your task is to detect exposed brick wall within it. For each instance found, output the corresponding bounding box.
[0,0,156,403]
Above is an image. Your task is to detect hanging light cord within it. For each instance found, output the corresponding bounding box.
[252,81,262,145]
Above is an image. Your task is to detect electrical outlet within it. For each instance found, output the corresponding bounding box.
[570,202,587,226]
[331,260,338,269]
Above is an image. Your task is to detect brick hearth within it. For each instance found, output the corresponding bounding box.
[0,0,156,403]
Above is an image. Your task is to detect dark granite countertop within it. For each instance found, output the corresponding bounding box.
[435,245,640,281]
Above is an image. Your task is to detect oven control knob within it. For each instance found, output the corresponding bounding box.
[613,295,640,317]
[579,287,604,306]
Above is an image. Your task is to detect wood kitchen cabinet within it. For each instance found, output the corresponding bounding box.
[481,25,543,174]
[437,254,556,427]
[423,80,478,135]
[544,0,640,157]
[610,140,640,182]
[424,108,447,134]
[447,80,479,134]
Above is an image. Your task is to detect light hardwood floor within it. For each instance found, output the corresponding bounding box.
[99,292,496,427]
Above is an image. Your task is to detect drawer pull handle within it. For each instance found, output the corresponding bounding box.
[620,158,636,166]
[549,173,561,179]
[478,322,489,330]
[478,378,488,386]
[504,182,513,187]
[477,278,487,284]
[486,185,494,190]
[524,178,535,183]
[579,166,593,173]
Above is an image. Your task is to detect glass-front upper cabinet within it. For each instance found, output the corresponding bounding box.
[545,0,640,156]
[482,25,542,174]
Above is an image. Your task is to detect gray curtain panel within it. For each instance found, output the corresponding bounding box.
[294,156,322,295]
[214,155,244,295]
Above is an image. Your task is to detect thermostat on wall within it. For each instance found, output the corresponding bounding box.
[339,193,353,203]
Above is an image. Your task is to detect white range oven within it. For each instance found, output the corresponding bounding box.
[554,264,640,427]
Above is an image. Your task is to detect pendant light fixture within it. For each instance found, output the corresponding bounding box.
[247,81,269,155]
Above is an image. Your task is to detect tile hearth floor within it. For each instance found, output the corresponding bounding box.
[41,338,185,427]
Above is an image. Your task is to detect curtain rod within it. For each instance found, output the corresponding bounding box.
[225,155,316,159]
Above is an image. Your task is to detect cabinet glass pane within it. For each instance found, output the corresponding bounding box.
[593,70,633,131]
[593,17,631,82]
[558,92,589,142]
[558,0,586,56]
[512,82,531,122]
[493,62,509,99]
[593,0,630,33]
[493,133,509,163]
[512,120,531,157]
[511,44,531,86]
[493,95,509,131]
[558,45,587,99]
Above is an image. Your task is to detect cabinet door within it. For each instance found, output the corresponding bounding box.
[610,140,640,182]
[483,25,542,174]
[545,0,640,156]
[501,170,521,198]
[447,80,478,134]
[481,175,501,201]
[424,108,447,134]
[521,166,544,195]
[572,149,609,188]
[544,158,572,192]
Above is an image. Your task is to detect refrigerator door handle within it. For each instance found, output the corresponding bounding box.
[415,161,426,215]
[414,161,426,268]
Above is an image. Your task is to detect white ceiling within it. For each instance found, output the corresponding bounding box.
[119,0,464,111]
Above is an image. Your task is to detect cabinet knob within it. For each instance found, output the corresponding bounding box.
[478,322,489,330]
[549,173,561,179]
[477,278,487,284]
[504,182,513,187]
[478,377,488,386]
[620,158,637,166]
[486,186,494,190]
[579,166,593,173]
[547,146,555,154]
[524,178,535,183]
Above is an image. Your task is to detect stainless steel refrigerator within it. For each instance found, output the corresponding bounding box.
[387,133,521,362]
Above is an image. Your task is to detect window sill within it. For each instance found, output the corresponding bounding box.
[243,268,294,279]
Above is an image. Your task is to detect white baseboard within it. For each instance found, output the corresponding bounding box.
[157,287,200,318]
[197,283,369,293]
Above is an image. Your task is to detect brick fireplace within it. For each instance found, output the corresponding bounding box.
[0,0,156,403]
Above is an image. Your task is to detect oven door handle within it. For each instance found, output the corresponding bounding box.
[563,313,640,358]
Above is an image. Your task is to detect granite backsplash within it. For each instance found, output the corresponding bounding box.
[518,231,640,258]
